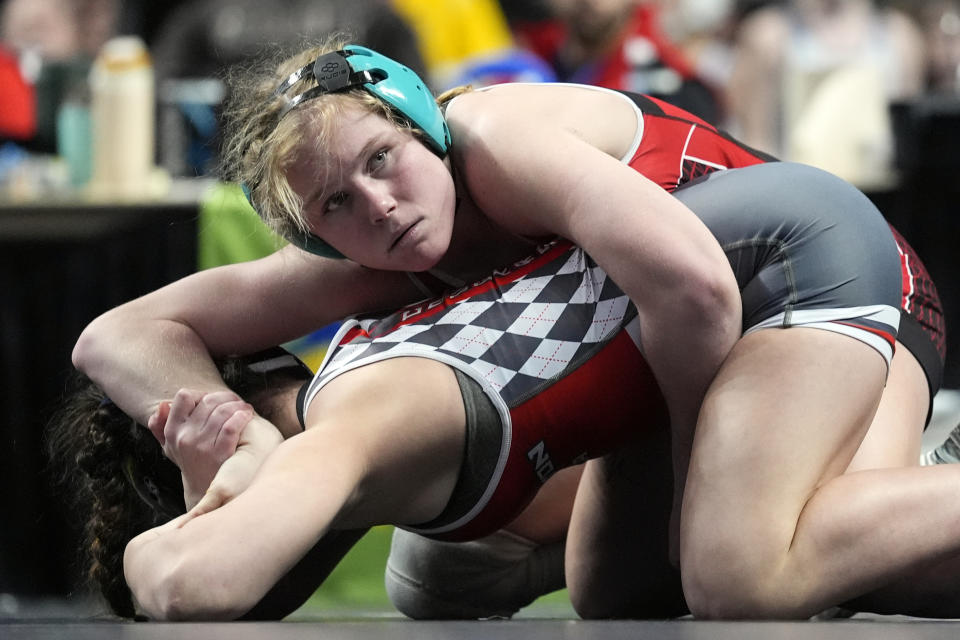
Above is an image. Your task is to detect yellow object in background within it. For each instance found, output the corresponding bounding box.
[391,0,514,86]
[88,36,155,200]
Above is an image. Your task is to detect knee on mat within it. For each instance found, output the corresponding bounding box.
[681,564,814,620]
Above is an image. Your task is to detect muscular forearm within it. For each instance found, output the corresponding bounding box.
[623,268,741,567]
[124,431,366,620]
[73,250,420,428]
[639,281,741,445]
[125,496,325,620]
[73,310,233,427]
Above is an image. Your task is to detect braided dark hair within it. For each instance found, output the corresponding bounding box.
[45,348,311,618]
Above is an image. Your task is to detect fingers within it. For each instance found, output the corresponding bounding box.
[147,401,172,445]
[158,389,252,462]
[167,389,236,438]
[212,406,252,460]
[162,389,206,452]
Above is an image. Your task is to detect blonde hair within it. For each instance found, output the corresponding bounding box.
[220,36,440,243]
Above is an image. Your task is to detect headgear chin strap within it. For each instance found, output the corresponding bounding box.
[245,45,451,260]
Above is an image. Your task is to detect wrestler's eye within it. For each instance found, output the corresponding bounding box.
[324,191,348,213]
[369,148,388,171]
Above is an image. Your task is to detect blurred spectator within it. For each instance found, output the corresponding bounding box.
[1,0,80,62]
[0,0,119,151]
[658,0,738,102]
[150,0,424,85]
[915,0,960,94]
[148,0,425,177]
[0,44,35,140]
[726,0,926,186]
[511,0,726,122]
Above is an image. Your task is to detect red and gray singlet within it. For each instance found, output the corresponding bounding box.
[468,84,941,393]
[589,86,943,394]
[301,162,927,540]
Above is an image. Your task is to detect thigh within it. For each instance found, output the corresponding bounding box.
[680,328,887,573]
[565,421,687,619]
[834,344,955,616]
[846,342,928,473]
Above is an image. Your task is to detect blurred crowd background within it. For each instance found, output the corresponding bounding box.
[4,0,960,191]
[2,0,960,618]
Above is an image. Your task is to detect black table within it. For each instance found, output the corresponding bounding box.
[0,200,197,595]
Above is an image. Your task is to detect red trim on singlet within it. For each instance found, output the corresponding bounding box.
[627,99,770,192]
[897,240,916,313]
[886,225,946,362]
[834,321,897,349]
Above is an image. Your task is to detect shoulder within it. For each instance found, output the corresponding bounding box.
[445,84,639,164]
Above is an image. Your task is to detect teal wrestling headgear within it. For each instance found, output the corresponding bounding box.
[273,45,450,155]
[247,45,451,260]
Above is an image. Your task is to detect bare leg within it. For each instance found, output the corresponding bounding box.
[845,342,927,473]
[839,346,960,618]
[680,328,960,619]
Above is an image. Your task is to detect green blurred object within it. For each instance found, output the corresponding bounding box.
[197,182,283,270]
[306,526,395,611]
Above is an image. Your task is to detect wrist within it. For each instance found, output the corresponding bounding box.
[239,415,284,455]
[182,475,208,511]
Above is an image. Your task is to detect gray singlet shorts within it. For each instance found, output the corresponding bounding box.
[673,162,902,365]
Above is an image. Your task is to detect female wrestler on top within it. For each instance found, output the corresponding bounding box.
[72,39,947,619]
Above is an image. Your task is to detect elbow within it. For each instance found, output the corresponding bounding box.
[159,570,249,621]
[72,313,107,375]
[72,304,130,376]
[139,562,251,621]
[126,545,252,621]
[146,566,196,621]
[679,265,741,338]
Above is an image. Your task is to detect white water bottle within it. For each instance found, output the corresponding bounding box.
[89,36,155,199]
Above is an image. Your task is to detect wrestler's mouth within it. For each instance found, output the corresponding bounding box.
[390,221,419,251]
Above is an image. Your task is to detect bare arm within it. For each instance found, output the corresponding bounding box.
[72,244,421,428]
[123,357,465,620]
[447,92,741,526]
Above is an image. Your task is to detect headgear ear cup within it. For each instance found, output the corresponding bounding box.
[244,45,449,259]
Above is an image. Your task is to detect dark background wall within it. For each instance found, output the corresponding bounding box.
[0,203,196,595]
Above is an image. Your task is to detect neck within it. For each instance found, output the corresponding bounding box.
[431,189,539,285]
